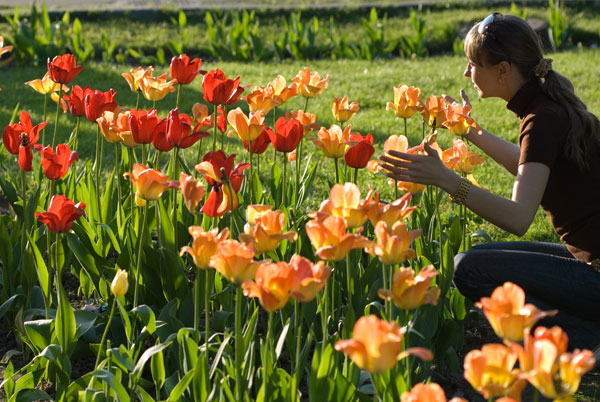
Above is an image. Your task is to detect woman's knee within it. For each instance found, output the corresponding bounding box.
[453,250,487,301]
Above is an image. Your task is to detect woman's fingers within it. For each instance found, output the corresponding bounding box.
[460,88,471,106]
[384,150,422,161]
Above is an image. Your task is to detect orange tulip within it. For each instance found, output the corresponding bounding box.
[378,266,440,310]
[335,315,433,373]
[421,95,446,128]
[366,221,421,265]
[292,67,328,98]
[242,262,295,312]
[312,124,352,159]
[442,139,485,175]
[364,190,416,228]
[285,109,320,136]
[139,72,176,101]
[1,36,13,57]
[508,326,595,401]
[289,254,331,302]
[464,344,525,401]
[331,96,359,123]
[209,239,264,285]
[180,226,230,269]
[122,66,153,93]
[179,173,205,214]
[442,102,482,136]
[475,282,557,342]
[268,75,298,105]
[386,84,424,119]
[227,107,266,143]
[246,204,272,225]
[245,85,278,114]
[239,209,297,254]
[305,215,369,261]
[97,109,135,145]
[310,183,368,229]
[191,103,214,128]
[124,163,179,207]
[401,383,458,402]
[25,72,69,95]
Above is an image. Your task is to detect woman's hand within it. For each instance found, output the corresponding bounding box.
[378,141,456,190]
[443,88,471,107]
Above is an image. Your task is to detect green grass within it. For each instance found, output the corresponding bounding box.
[2,48,599,243]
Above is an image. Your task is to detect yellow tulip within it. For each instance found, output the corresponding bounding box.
[366,221,421,265]
[209,239,265,285]
[442,102,482,136]
[268,75,298,105]
[331,96,359,123]
[475,282,557,342]
[122,66,154,93]
[111,269,129,297]
[124,163,179,207]
[421,95,446,128]
[242,262,294,312]
[335,315,433,373]
[378,266,440,310]
[285,109,320,136]
[311,183,368,229]
[292,67,328,98]
[25,72,69,95]
[239,209,297,254]
[463,344,525,400]
[180,226,230,270]
[386,84,423,119]
[227,107,266,142]
[312,124,351,159]
[139,72,176,101]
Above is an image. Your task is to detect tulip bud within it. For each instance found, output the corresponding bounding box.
[111,269,129,297]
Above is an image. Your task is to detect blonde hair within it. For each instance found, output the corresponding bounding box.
[465,14,600,170]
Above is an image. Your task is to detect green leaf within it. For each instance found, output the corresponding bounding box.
[116,298,132,346]
[132,341,173,380]
[27,232,50,313]
[55,279,76,355]
[158,197,174,249]
[15,389,52,402]
[309,344,335,402]
[167,368,195,401]
[90,370,131,402]
[108,344,135,372]
[131,305,156,335]
[0,294,22,321]
[23,319,53,353]
[150,341,165,390]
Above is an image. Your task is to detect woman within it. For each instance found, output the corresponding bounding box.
[379,13,600,350]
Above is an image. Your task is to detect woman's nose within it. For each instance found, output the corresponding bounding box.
[463,64,471,77]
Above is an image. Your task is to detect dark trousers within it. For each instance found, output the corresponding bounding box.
[454,241,600,350]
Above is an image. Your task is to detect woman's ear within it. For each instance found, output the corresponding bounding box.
[498,60,511,78]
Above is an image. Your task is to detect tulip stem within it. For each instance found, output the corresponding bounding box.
[435,187,443,274]
[115,143,122,216]
[295,138,301,206]
[133,204,147,316]
[94,298,116,369]
[194,269,200,333]
[235,285,244,402]
[135,92,140,110]
[248,142,253,204]
[334,157,339,184]
[353,167,358,185]
[19,169,28,297]
[345,253,353,319]
[321,275,329,354]
[73,116,81,150]
[293,301,303,402]
[304,98,309,114]
[404,118,408,137]
[281,153,287,208]
[264,311,273,400]
[176,84,182,110]
[205,268,211,360]
[220,106,226,151]
[141,144,146,166]
[533,389,539,402]
[172,147,180,248]
[212,104,218,153]
[42,94,48,145]
[394,179,399,200]
[52,87,63,148]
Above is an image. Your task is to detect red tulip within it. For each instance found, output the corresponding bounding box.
[344,132,374,168]
[170,54,204,85]
[63,85,92,117]
[38,143,78,180]
[2,110,48,171]
[266,116,303,153]
[217,106,227,133]
[165,108,210,149]
[47,54,83,84]
[243,127,271,154]
[35,195,86,233]
[84,89,118,122]
[129,108,164,144]
[202,69,244,106]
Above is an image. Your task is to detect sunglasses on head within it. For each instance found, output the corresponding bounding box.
[477,12,511,63]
